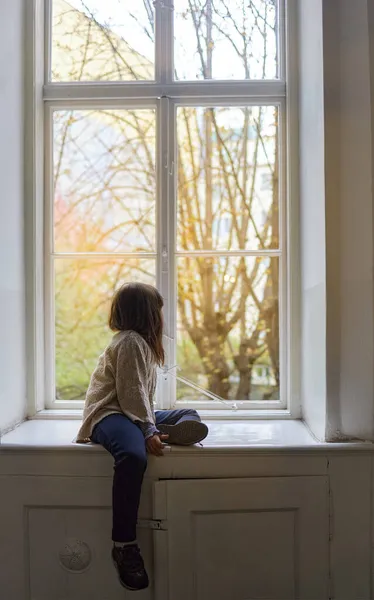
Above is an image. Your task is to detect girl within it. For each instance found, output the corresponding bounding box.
[76,282,208,591]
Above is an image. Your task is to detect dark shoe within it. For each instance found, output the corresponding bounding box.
[158,420,208,446]
[112,544,149,591]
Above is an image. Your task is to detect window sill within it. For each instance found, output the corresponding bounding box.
[1,418,372,454]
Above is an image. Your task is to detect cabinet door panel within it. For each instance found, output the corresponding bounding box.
[0,475,154,600]
[154,477,329,600]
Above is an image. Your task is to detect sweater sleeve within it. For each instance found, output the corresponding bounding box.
[137,421,159,440]
[115,336,156,427]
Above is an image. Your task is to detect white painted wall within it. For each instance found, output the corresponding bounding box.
[298,0,327,441]
[0,0,26,435]
[338,0,374,440]
[299,0,374,441]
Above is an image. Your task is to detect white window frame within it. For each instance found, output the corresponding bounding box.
[26,0,300,418]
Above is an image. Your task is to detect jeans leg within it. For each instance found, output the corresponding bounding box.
[91,414,147,543]
[155,408,202,427]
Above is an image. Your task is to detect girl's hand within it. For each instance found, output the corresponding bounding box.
[146,433,169,456]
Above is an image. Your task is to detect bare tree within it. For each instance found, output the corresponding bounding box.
[176,0,279,399]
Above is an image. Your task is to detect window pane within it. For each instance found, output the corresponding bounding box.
[177,106,279,252]
[177,256,279,402]
[174,0,279,81]
[51,0,155,82]
[53,109,156,253]
[55,258,155,400]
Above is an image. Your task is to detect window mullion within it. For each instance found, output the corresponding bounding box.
[278,0,286,81]
[157,97,172,409]
[155,0,174,84]
[163,0,174,84]
[154,0,163,83]
[167,99,177,409]
[44,0,52,84]
[43,82,286,102]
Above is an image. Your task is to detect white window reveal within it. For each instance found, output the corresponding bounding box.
[43,0,291,413]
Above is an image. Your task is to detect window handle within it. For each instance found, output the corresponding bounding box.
[164,160,174,176]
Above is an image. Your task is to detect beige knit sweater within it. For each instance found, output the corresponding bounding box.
[76,330,157,443]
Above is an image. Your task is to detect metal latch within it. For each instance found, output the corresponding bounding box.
[138,519,168,531]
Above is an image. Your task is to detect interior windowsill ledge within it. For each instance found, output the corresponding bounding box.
[0,418,373,453]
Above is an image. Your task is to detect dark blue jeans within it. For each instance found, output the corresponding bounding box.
[91,409,201,543]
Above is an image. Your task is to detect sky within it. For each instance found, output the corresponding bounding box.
[62,0,278,80]
[66,0,154,59]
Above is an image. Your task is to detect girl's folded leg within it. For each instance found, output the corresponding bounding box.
[155,409,209,446]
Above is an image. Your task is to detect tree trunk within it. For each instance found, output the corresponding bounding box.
[234,339,260,400]
[188,322,231,400]
[236,366,254,400]
[208,359,231,398]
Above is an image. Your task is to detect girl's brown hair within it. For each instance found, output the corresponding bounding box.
[109,282,165,365]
